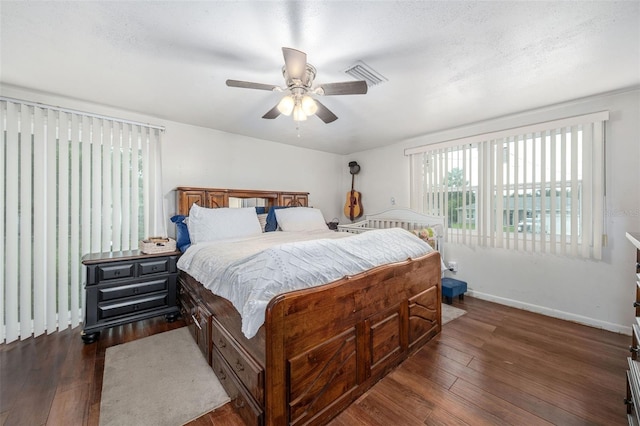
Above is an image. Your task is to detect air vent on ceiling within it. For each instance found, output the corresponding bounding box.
[344,61,387,87]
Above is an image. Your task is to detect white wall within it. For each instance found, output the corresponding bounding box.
[1,85,345,233]
[160,122,344,222]
[5,84,639,333]
[347,89,640,334]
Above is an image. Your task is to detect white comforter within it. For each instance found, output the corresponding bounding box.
[177,228,434,338]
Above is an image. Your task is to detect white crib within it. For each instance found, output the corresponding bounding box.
[338,208,446,254]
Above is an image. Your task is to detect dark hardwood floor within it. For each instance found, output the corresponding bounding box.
[0,296,629,425]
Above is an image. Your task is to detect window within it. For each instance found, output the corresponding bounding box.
[1,98,165,343]
[408,111,608,259]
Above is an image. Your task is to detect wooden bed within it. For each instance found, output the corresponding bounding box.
[174,187,442,426]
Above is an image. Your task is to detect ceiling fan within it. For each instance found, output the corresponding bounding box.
[226,47,368,124]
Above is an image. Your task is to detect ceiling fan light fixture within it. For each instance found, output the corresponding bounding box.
[227,47,369,124]
[277,95,295,116]
[292,104,307,121]
[301,95,318,116]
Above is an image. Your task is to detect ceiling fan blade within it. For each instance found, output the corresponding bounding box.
[314,100,338,124]
[226,80,279,91]
[262,104,281,119]
[318,81,368,96]
[282,47,307,82]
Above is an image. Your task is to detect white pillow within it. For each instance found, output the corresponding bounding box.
[275,207,328,232]
[188,204,262,243]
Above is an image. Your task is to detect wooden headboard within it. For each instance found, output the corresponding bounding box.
[175,187,309,216]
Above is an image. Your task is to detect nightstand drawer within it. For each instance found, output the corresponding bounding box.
[138,259,170,276]
[98,293,168,320]
[98,263,134,281]
[99,278,169,301]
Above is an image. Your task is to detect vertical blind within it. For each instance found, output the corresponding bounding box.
[1,98,165,343]
[407,111,608,259]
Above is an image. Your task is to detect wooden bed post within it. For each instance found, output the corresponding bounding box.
[265,296,288,425]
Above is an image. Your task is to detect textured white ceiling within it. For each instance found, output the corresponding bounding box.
[1,1,639,154]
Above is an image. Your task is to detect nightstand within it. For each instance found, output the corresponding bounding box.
[81,249,181,343]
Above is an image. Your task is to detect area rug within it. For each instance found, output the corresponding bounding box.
[100,327,230,426]
[442,303,467,324]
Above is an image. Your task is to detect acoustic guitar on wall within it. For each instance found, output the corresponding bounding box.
[344,161,363,221]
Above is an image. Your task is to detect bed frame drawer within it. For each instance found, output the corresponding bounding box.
[178,280,212,362]
[211,316,264,405]
[211,347,263,426]
[195,304,212,364]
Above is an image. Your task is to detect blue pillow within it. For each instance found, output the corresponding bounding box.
[255,206,267,214]
[170,215,191,252]
[264,206,290,232]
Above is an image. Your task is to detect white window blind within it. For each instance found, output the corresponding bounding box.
[408,111,608,260]
[1,98,165,343]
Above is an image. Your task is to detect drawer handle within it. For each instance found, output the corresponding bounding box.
[634,301,640,308]
[630,346,639,353]
[218,369,226,381]
[192,315,202,330]
[234,398,245,409]
[235,360,244,372]
[217,338,226,348]
[114,271,121,276]
[625,397,634,407]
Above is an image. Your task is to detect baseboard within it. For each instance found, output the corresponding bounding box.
[467,290,632,336]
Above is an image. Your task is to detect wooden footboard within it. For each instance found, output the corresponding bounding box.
[179,250,441,426]
[265,251,441,425]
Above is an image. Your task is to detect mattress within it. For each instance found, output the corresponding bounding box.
[177,228,435,338]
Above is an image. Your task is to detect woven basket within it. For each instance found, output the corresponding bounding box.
[139,237,177,254]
